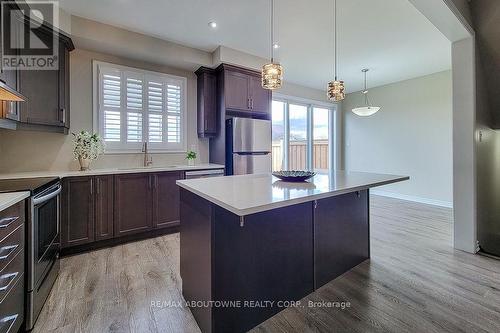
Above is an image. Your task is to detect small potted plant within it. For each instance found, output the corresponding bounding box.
[72,130,105,171]
[186,150,197,166]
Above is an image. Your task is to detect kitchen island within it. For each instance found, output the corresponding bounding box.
[176,171,408,333]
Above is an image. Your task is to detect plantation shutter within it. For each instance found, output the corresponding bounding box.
[96,61,186,152]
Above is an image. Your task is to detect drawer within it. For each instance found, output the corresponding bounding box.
[0,276,24,333]
[0,202,25,243]
[0,249,23,304]
[0,225,24,273]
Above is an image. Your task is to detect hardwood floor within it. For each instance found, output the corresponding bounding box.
[33,196,500,333]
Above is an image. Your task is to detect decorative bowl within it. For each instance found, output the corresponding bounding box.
[272,170,316,182]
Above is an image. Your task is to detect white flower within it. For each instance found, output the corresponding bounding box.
[72,130,105,161]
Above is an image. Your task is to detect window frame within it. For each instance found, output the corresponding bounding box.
[272,93,338,171]
[92,60,188,154]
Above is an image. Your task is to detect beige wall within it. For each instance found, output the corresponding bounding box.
[343,70,453,205]
[0,49,209,172]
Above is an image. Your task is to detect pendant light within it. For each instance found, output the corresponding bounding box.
[352,69,380,116]
[262,0,283,90]
[327,0,345,101]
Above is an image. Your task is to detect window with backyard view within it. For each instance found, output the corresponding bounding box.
[271,99,334,172]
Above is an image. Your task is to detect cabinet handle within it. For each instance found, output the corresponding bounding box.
[251,99,254,109]
[247,98,250,109]
[148,175,153,190]
[0,315,18,330]
[60,108,66,124]
[0,217,18,229]
[0,245,19,261]
[90,179,93,196]
[0,272,18,291]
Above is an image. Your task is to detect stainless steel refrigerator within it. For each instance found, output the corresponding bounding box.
[226,117,272,175]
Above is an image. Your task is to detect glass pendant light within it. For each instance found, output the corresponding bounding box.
[327,0,345,101]
[352,69,380,116]
[262,0,283,90]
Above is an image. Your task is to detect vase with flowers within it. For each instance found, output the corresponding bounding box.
[72,130,105,171]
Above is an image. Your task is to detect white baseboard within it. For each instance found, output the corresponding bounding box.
[370,189,453,208]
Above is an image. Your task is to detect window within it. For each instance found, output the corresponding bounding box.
[272,96,336,172]
[313,107,330,171]
[272,101,285,171]
[289,104,308,170]
[93,61,187,153]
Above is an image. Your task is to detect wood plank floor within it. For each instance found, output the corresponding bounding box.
[33,196,500,333]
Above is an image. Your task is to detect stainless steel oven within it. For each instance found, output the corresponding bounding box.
[26,181,61,330]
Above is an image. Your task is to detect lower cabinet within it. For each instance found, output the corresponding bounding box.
[0,200,25,333]
[114,173,153,236]
[61,176,95,247]
[62,175,114,248]
[153,171,185,228]
[314,190,370,288]
[62,171,184,249]
[114,171,184,237]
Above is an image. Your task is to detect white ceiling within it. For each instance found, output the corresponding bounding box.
[58,0,451,93]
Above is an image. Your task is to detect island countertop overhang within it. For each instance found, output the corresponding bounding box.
[176,171,409,216]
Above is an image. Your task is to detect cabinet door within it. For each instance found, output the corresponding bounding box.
[314,190,369,289]
[203,73,217,134]
[196,69,217,137]
[58,40,70,128]
[61,177,95,248]
[224,71,250,111]
[152,171,184,228]
[18,33,64,126]
[249,75,271,114]
[95,175,114,241]
[114,174,153,236]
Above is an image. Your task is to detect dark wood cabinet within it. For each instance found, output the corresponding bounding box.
[94,175,114,241]
[152,171,184,228]
[224,70,251,111]
[314,190,370,289]
[61,177,95,248]
[249,75,270,113]
[114,173,153,236]
[18,38,72,129]
[219,64,271,115]
[195,67,217,137]
[62,171,184,250]
[62,175,114,248]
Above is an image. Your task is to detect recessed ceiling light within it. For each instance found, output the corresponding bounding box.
[273,43,280,49]
[208,21,217,29]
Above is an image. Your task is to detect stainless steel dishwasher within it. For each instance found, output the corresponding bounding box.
[184,169,225,179]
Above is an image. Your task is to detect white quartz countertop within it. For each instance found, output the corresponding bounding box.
[0,192,30,211]
[0,164,225,180]
[176,171,409,216]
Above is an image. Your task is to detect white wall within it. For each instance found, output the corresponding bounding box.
[343,70,453,206]
[0,49,209,172]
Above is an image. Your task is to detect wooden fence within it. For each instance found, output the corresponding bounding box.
[272,140,329,171]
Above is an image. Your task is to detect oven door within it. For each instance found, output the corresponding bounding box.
[30,183,61,290]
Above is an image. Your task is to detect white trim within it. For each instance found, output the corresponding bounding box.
[273,92,336,109]
[92,60,188,154]
[371,189,453,208]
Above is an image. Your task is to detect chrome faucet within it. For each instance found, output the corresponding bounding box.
[142,142,153,167]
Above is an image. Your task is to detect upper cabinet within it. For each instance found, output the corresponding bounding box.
[0,2,74,133]
[219,64,271,115]
[195,64,271,138]
[195,67,217,138]
[18,32,74,132]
